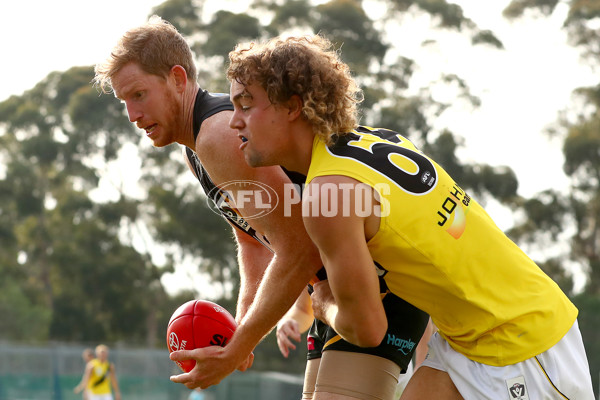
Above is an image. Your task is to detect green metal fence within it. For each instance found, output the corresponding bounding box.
[0,343,303,400]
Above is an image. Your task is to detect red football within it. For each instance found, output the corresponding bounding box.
[166,299,237,372]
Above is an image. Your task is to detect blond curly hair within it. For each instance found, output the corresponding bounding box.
[227,35,363,145]
[94,15,197,93]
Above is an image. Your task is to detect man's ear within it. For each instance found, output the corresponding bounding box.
[170,65,188,92]
[286,94,303,121]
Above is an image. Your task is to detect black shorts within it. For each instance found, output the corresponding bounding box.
[305,292,429,373]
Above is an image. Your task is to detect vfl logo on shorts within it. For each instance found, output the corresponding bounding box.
[506,376,530,400]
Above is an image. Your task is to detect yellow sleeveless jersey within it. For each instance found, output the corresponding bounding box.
[306,126,577,366]
[87,359,112,395]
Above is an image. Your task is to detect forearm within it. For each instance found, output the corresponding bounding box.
[279,289,313,333]
[227,244,321,360]
[311,281,382,346]
[80,368,91,390]
[235,238,271,320]
[329,272,387,347]
[215,167,322,366]
[336,298,385,346]
[110,369,120,393]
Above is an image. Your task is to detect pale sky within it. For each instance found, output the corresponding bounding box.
[0,1,159,102]
[1,1,594,197]
[1,0,596,293]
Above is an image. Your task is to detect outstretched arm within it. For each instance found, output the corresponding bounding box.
[182,145,273,323]
[74,363,92,394]
[170,112,322,389]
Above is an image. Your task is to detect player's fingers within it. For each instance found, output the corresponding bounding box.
[277,339,291,358]
[277,324,292,336]
[289,329,302,342]
[283,335,298,350]
[169,372,191,384]
[169,372,206,390]
[280,342,296,357]
[282,331,299,346]
[170,349,199,361]
[278,323,301,343]
[283,330,301,344]
[280,348,290,358]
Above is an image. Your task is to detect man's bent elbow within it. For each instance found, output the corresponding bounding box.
[352,323,387,348]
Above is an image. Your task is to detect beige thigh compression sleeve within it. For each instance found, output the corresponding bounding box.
[314,350,401,400]
[303,358,321,399]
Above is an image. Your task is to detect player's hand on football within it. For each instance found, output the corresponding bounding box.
[310,280,336,324]
[170,346,253,389]
[276,319,301,358]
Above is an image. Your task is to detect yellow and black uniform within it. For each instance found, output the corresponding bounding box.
[306,126,577,366]
[304,259,428,371]
[87,358,112,396]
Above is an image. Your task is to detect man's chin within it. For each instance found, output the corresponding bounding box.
[245,154,264,168]
[150,138,171,148]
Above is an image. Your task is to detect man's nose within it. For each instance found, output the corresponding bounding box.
[229,109,244,130]
[126,102,142,123]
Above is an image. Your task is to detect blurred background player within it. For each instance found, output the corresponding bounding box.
[75,344,121,400]
[188,387,206,400]
[74,348,95,400]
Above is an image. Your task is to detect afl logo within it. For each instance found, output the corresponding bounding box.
[169,332,180,352]
[421,171,431,184]
[207,180,279,220]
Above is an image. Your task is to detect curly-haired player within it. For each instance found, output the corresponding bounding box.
[226,34,596,399]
